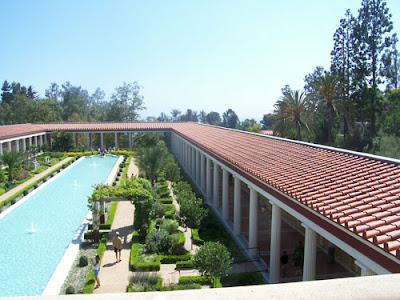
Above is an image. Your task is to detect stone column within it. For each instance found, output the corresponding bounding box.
[129,132,132,149]
[40,135,43,147]
[44,134,48,144]
[269,203,282,284]
[34,136,37,147]
[355,261,376,276]
[0,143,2,154]
[222,168,229,220]
[200,154,205,192]
[72,133,76,149]
[86,133,90,150]
[213,161,219,208]
[8,141,12,152]
[249,188,258,257]
[22,138,26,151]
[100,132,104,150]
[114,132,118,150]
[29,136,32,148]
[303,225,317,281]
[191,147,196,178]
[196,150,200,184]
[234,176,241,235]
[16,140,20,152]
[206,157,212,201]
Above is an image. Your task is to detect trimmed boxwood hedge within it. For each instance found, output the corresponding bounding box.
[176,260,193,269]
[130,232,161,271]
[159,197,173,204]
[128,277,163,293]
[164,204,176,218]
[159,254,191,264]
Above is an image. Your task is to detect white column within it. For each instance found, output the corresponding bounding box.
[234,176,241,235]
[206,157,212,201]
[303,225,317,281]
[200,154,205,192]
[222,168,229,220]
[8,141,12,152]
[355,261,376,276]
[86,133,90,150]
[114,132,118,150]
[100,132,103,150]
[0,143,2,154]
[39,135,43,147]
[44,134,48,144]
[22,138,26,151]
[191,147,196,178]
[196,150,200,184]
[249,188,258,257]
[129,132,132,149]
[213,162,219,208]
[16,140,20,152]
[269,203,282,284]
[34,136,37,147]
[29,136,32,148]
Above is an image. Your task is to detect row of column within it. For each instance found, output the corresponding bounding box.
[0,133,48,155]
[171,133,319,283]
[73,132,134,151]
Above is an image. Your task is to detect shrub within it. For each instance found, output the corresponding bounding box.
[192,229,204,245]
[220,272,264,287]
[176,260,193,269]
[128,274,162,292]
[79,256,89,267]
[153,201,166,218]
[154,219,178,235]
[10,198,16,205]
[159,197,173,204]
[162,283,201,291]
[23,190,29,196]
[34,184,38,189]
[165,204,176,218]
[145,230,173,254]
[0,188,5,196]
[159,254,191,264]
[130,232,161,272]
[179,276,213,285]
[65,286,75,294]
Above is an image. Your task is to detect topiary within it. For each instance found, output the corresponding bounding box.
[65,286,75,294]
[79,255,89,267]
[11,198,16,205]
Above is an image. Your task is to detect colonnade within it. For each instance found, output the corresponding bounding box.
[73,131,135,151]
[170,132,377,283]
[0,132,49,155]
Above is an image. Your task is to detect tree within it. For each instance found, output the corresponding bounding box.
[273,88,309,141]
[1,80,12,104]
[248,123,262,133]
[135,141,168,184]
[260,113,274,129]
[157,112,171,122]
[180,109,198,122]
[107,82,145,122]
[171,109,181,121]
[178,196,208,247]
[198,110,207,123]
[192,242,232,288]
[45,82,61,101]
[381,33,399,90]
[331,10,356,141]
[51,131,74,151]
[310,72,340,145]
[222,109,239,129]
[353,0,394,136]
[0,151,25,181]
[206,111,221,125]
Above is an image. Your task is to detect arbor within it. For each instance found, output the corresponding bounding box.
[192,242,232,288]
[0,151,25,181]
[273,88,309,141]
[222,109,239,129]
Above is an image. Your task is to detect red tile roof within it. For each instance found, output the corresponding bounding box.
[1,122,400,270]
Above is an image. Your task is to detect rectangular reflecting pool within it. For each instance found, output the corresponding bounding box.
[0,156,119,297]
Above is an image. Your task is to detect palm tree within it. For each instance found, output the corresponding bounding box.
[0,151,25,181]
[273,89,309,141]
[311,72,340,145]
[135,142,167,184]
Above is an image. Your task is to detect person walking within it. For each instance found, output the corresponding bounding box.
[91,255,101,289]
[112,231,123,263]
[280,251,289,277]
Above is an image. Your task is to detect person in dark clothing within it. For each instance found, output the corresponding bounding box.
[280,251,289,277]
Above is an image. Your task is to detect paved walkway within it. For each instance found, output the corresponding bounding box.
[0,157,74,205]
[94,158,138,294]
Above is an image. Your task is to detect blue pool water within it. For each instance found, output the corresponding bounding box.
[0,156,119,297]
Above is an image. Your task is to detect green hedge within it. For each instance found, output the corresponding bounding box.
[179,276,212,285]
[130,232,161,271]
[0,157,75,210]
[87,224,111,230]
[106,201,118,226]
[83,233,109,294]
[176,260,193,269]
[192,229,204,245]
[159,190,170,198]
[165,204,176,218]
[220,272,264,287]
[176,231,185,247]
[159,197,173,204]
[120,155,132,185]
[159,254,191,264]
[161,283,202,291]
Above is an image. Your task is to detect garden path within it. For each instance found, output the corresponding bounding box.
[0,156,74,205]
[93,160,139,294]
[155,183,201,286]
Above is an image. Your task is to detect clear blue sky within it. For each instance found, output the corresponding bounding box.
[0,0,399,122]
